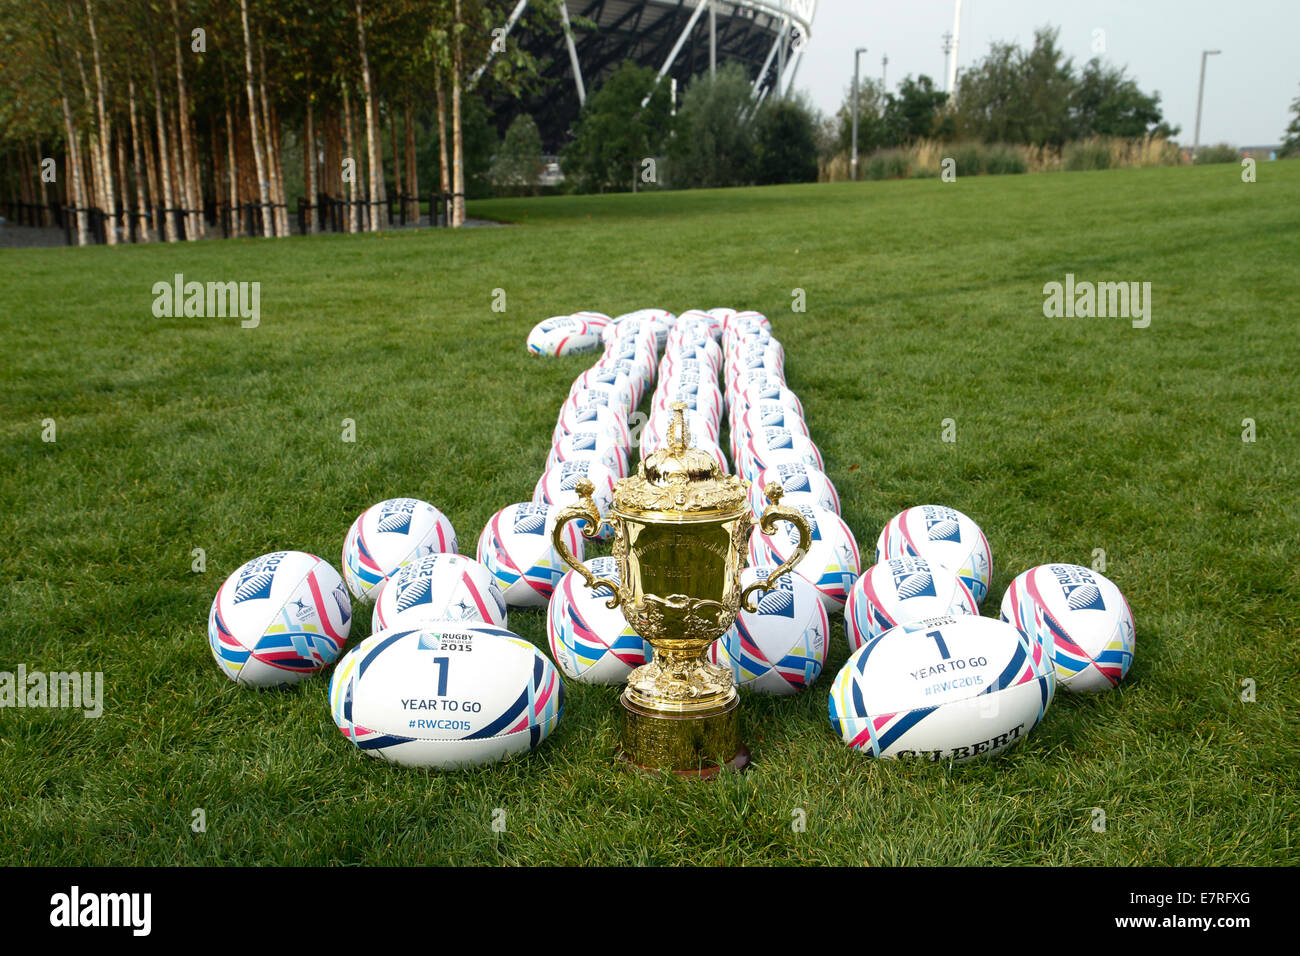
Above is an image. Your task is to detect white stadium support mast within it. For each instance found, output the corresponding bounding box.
[946,0,963,99]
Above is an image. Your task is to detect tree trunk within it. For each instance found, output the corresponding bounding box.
[142,111,161,239]
[257,32,287,237]
[391,102,402,222]
[436,66,450,223]
[83,0,117,243]
[128,78,152,241]
[58,91,90,245]
[150,56,178,242]
[170,0,203,239]
[355,0,384,230]
[115,124,131,240]
[239,0,273,238]
[404,94,418,223]
[225,99,238,236]
[451,0,465,228]
[342,83,359,233]
[305,92,318,234]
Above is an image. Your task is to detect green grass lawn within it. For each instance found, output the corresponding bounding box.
[1,162,1297,866]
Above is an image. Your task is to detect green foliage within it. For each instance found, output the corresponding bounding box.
[864,149,909,180]
[560,60,671,194]
[954,27,1171,147]
[1281,85,1300,158]
[753,94,820,186]
[883,75,952,144]
[1193,143,1241,165]
[835,77,890,155]
[490,113,544,196]
[1064,139,1110,171]
[668,62,756,189]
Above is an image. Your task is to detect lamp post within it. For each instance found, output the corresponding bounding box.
[1192,49,1222,161]
[852,47,867,181]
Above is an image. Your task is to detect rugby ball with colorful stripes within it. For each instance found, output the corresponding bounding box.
[476,502,585,608]
[527,314,604,357]
[546,557,652,684]
[329,624,563,768]
[709,566,828,695]
[342,497,457,604]
[844,555,978,653]
[875,505,992,606]
[749,503,860,612]
[1000,564,1135,693]
[371,552,507,633]
[829,614,1054,762]
[208,550,351,687]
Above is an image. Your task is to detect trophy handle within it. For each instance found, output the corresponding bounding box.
[741,482,812,613]
[551,478,622,610]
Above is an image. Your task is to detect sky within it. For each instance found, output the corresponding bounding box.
[793,0,1300,147]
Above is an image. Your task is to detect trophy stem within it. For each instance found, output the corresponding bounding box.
[617,691,750,778]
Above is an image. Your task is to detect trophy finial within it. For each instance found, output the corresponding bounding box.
[668,401,690,454]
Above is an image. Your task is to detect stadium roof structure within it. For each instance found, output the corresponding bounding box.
[479,0,818,150]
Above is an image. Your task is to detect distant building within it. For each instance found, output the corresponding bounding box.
[481,1,817,151]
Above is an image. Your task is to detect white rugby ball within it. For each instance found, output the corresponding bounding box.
[329,623,563,768]
[829,614,1054,761]
[751,462,840,516]
[1001,564,1135,693]
[546,556,652,684]
[709,567,828,695]
[342,498,457,604]
[875,505,993,606]
[477,502,585,608]
[371,552,507,633]
[844,555,978,653]
[527,314,603,357]
[749,503,860,612]
[208,551,352,687]
[548,430,629,479]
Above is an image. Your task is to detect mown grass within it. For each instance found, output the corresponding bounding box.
[1,161,1297,865]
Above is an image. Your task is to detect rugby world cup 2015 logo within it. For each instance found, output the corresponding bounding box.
[1051,565,1107,612]
[922,505,963,543]
[232,551,287,604]
[775,462,811,494]
[376,498,418,535]
[752,569,796,618]
[513,503,550,536]
[559,460,590,491]
[889,556,937,601]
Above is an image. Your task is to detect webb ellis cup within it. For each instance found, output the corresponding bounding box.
[553,403,811,776]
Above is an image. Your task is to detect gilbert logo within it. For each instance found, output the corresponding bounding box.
[151,272,261,328]
[49,886,151,936]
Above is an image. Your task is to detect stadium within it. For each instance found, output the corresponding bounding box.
[483,0,818,148]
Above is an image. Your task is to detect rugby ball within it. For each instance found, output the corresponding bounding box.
[371,552,507,632]
[1000,564,1135,693]
[875,505,992,606]
[329,623,563,768]
[548,430,629,479]
[844,555,978,653]
[477,502,585,608]
[828,614,1054,761]
[342,498,457,603]
[751,462,840,516]
[527,314,603,357]
[709,567,828,695]
[749,503,860,612]
[208,551,351,687]
[546,556,652,684]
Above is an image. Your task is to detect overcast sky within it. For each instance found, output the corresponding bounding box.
[794,0,1299,146]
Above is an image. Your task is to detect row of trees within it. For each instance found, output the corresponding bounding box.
[837,28,1178,157]
[0,0,562,244]
[558,61,820,193]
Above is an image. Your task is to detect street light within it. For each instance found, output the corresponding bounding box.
[1192,49,1222,161]
[852,47,867,181]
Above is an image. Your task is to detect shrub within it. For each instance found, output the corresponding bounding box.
[1194,143,1241,164]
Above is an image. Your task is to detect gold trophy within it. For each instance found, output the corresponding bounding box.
[552,402,811,777]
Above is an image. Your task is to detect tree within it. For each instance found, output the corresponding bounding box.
[835,77,888,155]
[560,60,671,193]
[668,61,756,189]
[955,28,1074,146]
[882,74,951,144]
[1281,84,1300,158]
[1072,58,1172,138]
[753,94,819,185]
[490,113,543,195]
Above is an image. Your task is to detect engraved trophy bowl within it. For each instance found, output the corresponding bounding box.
[553,402,811,777]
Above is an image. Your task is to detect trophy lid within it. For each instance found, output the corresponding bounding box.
[614,403,749,518]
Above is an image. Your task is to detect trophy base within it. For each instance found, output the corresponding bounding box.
[617,692,750,778]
